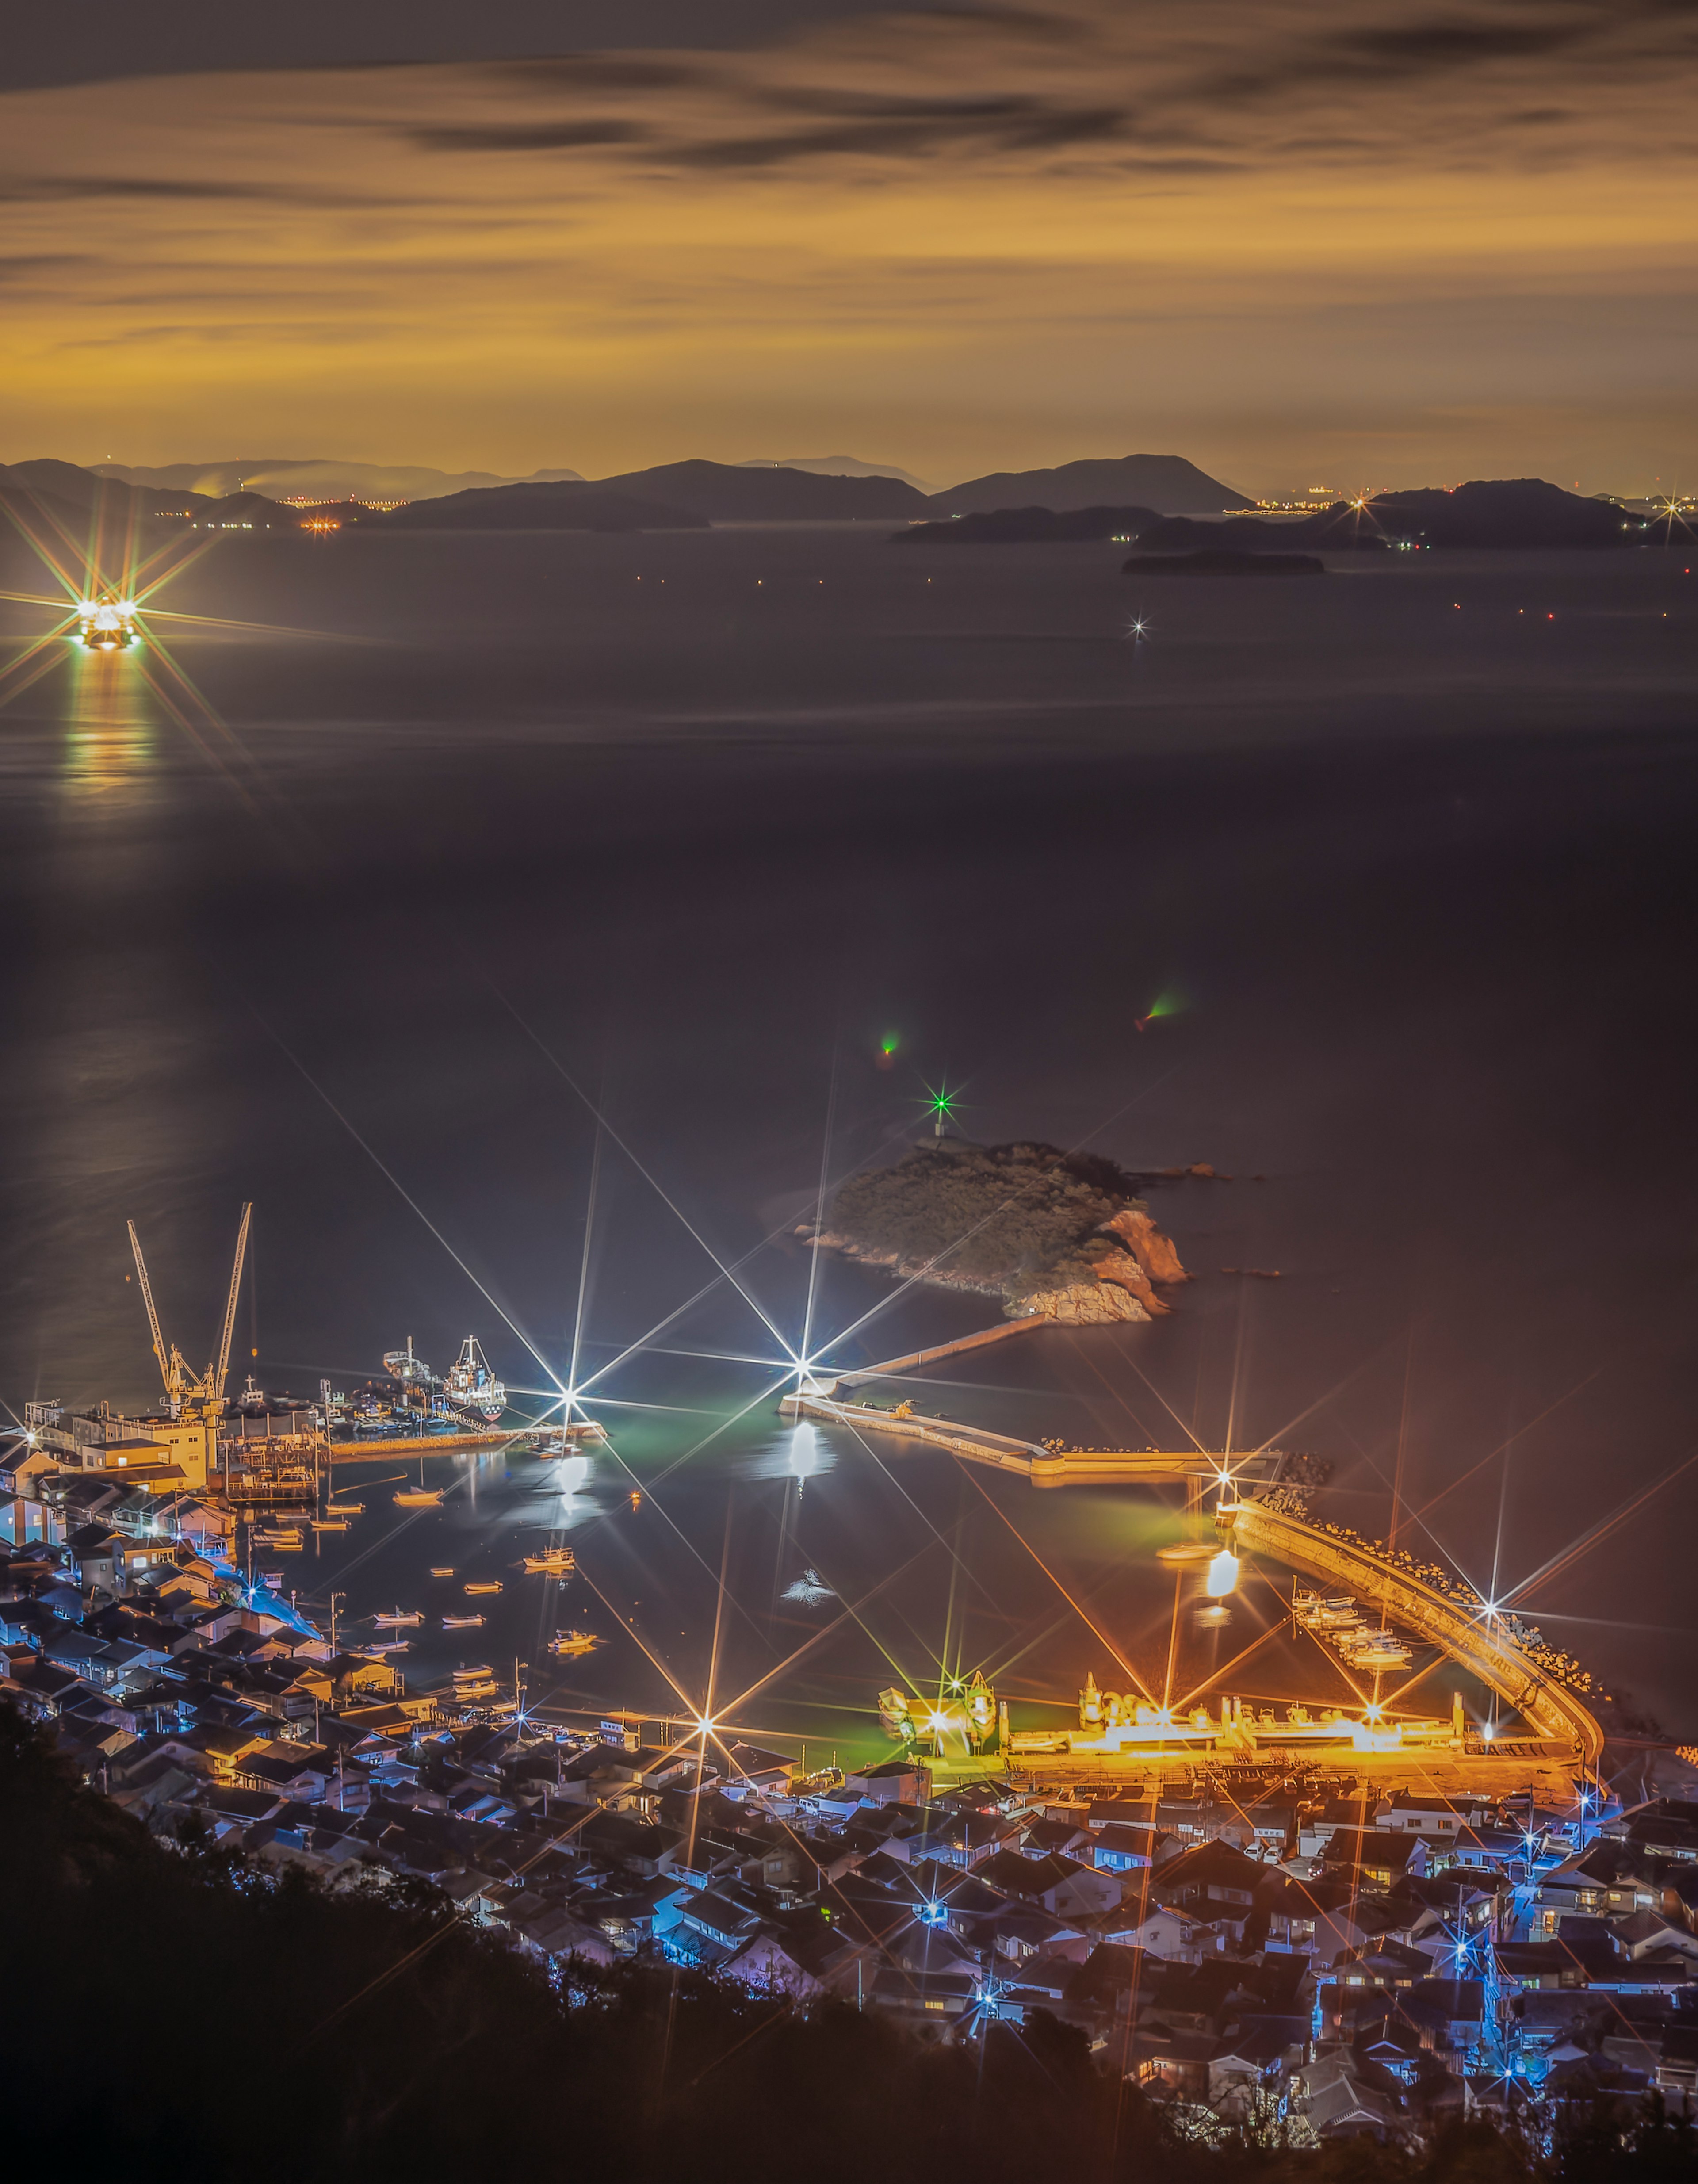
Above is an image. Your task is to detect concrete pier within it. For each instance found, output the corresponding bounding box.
[781,1388,1281,1501]
[1223,1498,1605,1767]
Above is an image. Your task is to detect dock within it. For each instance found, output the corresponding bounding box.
[1223,1498,1605,1766]
[780,1384,1282,1503]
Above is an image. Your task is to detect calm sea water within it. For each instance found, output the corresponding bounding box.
[3,521,1695,1744]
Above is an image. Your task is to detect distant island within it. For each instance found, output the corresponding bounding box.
[1130,478,1655,555]
[377,483,708,532]
[1122,548,1324,578]
[891,505,1159,545]
[926,454,1252,518]
[813,1140,1192,1324]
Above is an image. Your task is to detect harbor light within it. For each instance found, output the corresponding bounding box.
[1205,1548,1240,1597]
[694,1715,716,1736]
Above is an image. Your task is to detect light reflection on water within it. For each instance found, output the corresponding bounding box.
[65,650,152,795]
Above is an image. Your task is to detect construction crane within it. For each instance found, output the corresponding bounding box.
[127,1203,252,1423]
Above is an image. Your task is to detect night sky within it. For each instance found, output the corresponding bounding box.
[5,0,1698,488]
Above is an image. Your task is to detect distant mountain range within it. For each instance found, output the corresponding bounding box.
[51,449,1250,516]
[3,458,1653,548]
[0,457,208,518]
[89,458,584,503]
[739,454,937,492]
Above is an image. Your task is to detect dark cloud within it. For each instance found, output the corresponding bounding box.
[669,101,1125,167]
[0,252,87,278]
[483,56,708,90]
[0,176,288,202]
[1335,17,1596,70]
[408,119,649,150]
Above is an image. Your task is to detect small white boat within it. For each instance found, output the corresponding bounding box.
[463,1580,502,1596]
[428,1566,455,1577]
[522,1549,575,1576]
[443,1613,486,1629]
[548,1629,599,1657]
[373,1608,423,1628]
[394,1488,444,1508]
[361,1640,410,1656]
[310,1519,349,1532]
[1157,1541,1217,1564]
[325,1501,363,1516]
[451,1663,494,1685]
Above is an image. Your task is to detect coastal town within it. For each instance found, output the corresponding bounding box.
[4,1424,1694,2148]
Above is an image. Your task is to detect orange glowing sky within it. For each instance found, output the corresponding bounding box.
[4,0,1698,491]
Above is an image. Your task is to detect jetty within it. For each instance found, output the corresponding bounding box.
[1222,1497,1605,1766]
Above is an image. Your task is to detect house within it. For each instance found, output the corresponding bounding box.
[1319,1828,1430,1887]
[1152,1838,1266,1940]
[845,1759,932,1807]
[1090,1823,1165,1872]
[1375,1793,1487,1838]
[715,1740,797,1795]
[1105,1902,1196,1959]
[1208,2020,1309,2118]
[1297,2050,1405,2138]
[974,1848,1119,1918]
[867,1966,977,2031]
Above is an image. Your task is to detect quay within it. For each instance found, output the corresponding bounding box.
[783,1319,1283,1500]
[781,1385,1283,1503]
[1222,1497,1606,1767]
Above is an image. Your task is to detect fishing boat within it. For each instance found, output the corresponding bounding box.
[547,1629,599,1657]
[1157,1541,1217,1564]
[521,1548,575,1576]
[373,1608,423,1628]
[310,1519,350,1532]
[361,1640,410,1656]
[451,1663,494,1681]
[464,1580,502,1596]
[428,1566,456,1578]
[453,1681,499,1702]
[325,1501,363,1516]
[443,1613,486,1629]
[76,594,140,651]
[443,1336,506,1423]
[394,1454,444,1508]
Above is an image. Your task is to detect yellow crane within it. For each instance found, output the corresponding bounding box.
[127,1203,252,1425]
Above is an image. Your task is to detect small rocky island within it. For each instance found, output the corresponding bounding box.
[811,1140,1193,1324]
